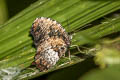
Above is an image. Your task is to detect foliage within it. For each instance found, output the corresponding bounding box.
[0,0,120,79]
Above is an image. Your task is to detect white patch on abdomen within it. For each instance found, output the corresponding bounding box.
[44,48,60,65]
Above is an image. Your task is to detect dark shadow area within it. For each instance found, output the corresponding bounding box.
[103,31,120,39]
[6,0,38,19]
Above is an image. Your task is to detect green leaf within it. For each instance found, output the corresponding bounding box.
[0,0,120,79]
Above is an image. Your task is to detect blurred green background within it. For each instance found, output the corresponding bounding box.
[0,0,37,25]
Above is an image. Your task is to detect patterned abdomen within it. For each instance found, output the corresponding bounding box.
[31,17,70,71]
